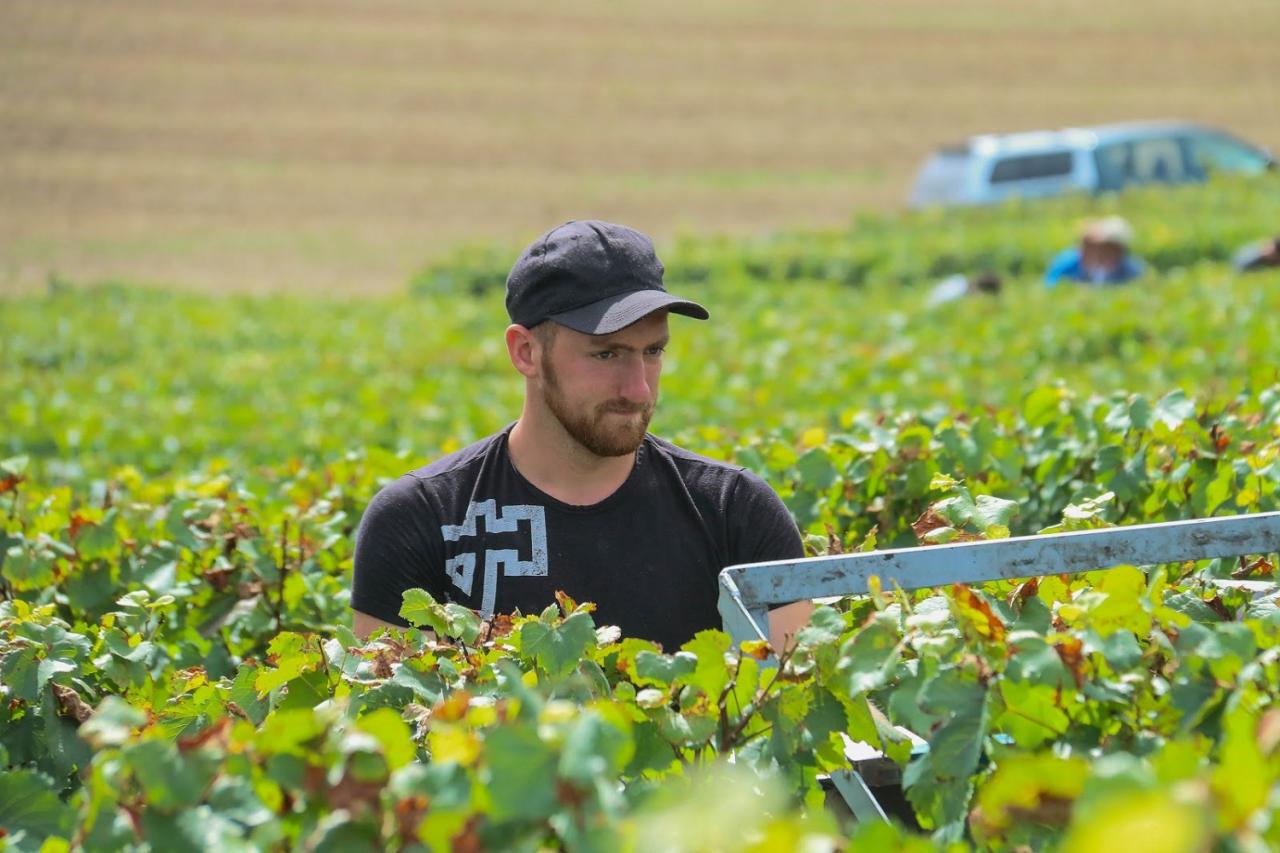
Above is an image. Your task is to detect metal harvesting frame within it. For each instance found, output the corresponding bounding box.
[717,512,1280,822]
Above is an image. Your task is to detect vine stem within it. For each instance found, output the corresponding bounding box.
[314,634,335,694]
[722,642,798,751]
[717,650,742,749]
[274,519,289,635]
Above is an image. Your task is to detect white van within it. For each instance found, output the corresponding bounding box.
[908,121,1274,208]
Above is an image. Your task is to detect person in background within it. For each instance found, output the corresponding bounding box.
[927,270,1003,306]
[1044,216,1145,287]
[1232,235,1280,273]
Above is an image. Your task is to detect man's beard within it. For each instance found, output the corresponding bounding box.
[541,354,653,458]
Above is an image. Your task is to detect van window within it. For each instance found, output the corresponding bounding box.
[1095,144,1132,191]
[988,152,1073,183]
[1131,138,1186,183]
[1095,138,1188,190]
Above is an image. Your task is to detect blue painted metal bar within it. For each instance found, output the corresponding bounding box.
[828,770,889,823]
[715,572,769,645]
[719,512,1280,647]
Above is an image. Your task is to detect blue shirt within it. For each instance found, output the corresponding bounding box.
[1044,248,1144,287]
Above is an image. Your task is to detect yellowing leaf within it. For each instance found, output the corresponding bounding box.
[1062,789,1207,853]
[428,727,481,767]
[800,427,827,449]
[949,584,1006,644]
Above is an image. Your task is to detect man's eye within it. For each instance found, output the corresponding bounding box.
[593,351,616,360]
[646,347,666,357]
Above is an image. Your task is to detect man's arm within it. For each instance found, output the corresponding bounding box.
[1044,248,1077,287]
[351,476,442,635]
[768,600,815,654]
[729,469,814,652]
[353,610,403,642]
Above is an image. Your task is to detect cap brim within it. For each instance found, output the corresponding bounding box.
[548,290,709,335]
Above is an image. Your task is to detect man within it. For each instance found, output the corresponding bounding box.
[927,271,1002,307]
[1232,234,1280,273]
[351,220,812,651]
[1044,216,1145,287]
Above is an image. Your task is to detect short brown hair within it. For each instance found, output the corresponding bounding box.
[531,320,558,349]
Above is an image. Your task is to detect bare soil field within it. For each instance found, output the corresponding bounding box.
[2,0,1278,294]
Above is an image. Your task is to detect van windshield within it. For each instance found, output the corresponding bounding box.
[1095,138,1189,190]
[910,149,970,206]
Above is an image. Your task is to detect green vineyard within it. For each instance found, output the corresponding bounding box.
[3,177,1280,850]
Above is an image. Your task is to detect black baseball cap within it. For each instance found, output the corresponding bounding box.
[505,220,709,335]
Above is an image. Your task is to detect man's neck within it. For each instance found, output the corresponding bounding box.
[507,415,638,506]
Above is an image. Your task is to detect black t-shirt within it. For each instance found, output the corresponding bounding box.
[351,426,803,650]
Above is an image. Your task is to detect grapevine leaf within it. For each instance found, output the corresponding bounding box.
[0,769,74,847]
[1060,788,1208,852]
[1,645,40,702]
[254,632,318,696]
[680,631,732,699]
[835,617,900,695]
[442,603,482,645]
[559,709,633,782]
[399,587,448,635]
[632,651,697,688]
[124,738,220,810]
[206,777,275,828]
[229,664,269,726]
[138,806,251,851]
[519,611,598,678]
[796,604,846,647]
[656,707,717,747]
[79,696,148,748]
[0,455,29,477]
[972,494,1019,533]
[996,680,1070,748]
[390,661,447,705]
[972,753,1087,843]
[41,685,94,783]
[928,692,989,780]
[1005,637,1068,687]
[355,707,417,772]
[804,690,848,760]
[484,725,558,820]
[626,720,679,775]
[1153,389,1195,430]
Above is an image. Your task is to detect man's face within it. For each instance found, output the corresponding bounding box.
[1080,239,1126,277]
[537,311,669,458]
[1263,239,1280,267]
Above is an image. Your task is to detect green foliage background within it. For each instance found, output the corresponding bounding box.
[2,177,1280,850]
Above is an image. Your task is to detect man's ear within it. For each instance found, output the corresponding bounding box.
[506,324,540,378]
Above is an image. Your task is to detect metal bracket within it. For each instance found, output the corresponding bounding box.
[828,770,889,823]
[716,511,1280,822]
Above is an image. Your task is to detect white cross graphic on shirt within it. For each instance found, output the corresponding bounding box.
[441,500,548,616]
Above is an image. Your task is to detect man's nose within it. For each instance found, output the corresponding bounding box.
[618,356,653,402]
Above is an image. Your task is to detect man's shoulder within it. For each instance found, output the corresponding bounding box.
[362,428,511,525]
[1118,252,1144,277]
[644,434,744,474]
[643,434,774,495]
[643,435,798,548]
[1233,240,1269,271]
[1048,247,1082,269]
[1044,247,1081,285]
[404,427,511,484]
